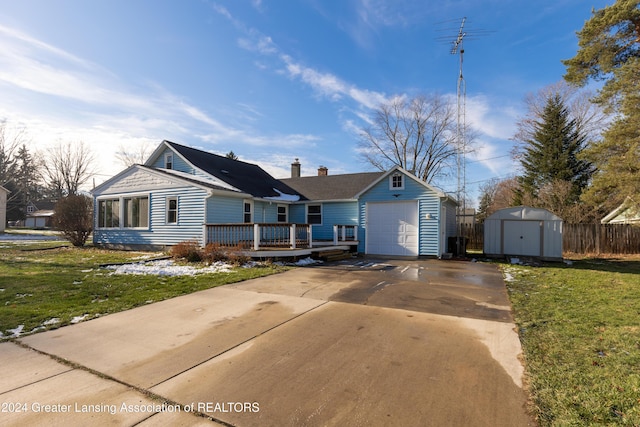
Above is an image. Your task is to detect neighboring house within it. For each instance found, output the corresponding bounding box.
[24,201,56,228]
[92,140,458,257]
[601,196,640,224]
[0,186,9,232]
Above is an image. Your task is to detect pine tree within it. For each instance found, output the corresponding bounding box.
[563,0,640,214]
[518,94,592,205]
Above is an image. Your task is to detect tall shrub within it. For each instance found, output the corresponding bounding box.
[53,194,93,247]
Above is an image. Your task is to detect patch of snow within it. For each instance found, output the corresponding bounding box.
[264,188,300,202]
[563,259,573,265]
[291,257,322,266]
[510,257,521,265]
[71,314,88,324]
[105,259,234,276]
[6,325,24,338]
[503,272,515,282]
[43,318,60,326]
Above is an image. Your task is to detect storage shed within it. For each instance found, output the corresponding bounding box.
[484,206,563,261]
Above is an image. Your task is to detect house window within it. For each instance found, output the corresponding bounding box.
[124,196,149,228]
[166,197,178,224]
[98,199,120,228]
[277,205,288,223]
[390,173,404,190]
[26,204,36,214]
[165,153,173,169]
[243,201,253,223]
[307,204,322,225]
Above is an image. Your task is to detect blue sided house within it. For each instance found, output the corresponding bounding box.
[92,140,458,258]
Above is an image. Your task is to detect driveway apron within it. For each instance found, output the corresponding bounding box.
[4,258,534,426]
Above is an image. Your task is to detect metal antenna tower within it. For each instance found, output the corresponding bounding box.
[435,17,491,256]
[452,17,467,256]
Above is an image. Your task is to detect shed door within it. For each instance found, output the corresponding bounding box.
[366,201,419,256]
[503,220,542,256]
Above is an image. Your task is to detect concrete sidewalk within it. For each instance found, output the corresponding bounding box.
[1,259,535,426]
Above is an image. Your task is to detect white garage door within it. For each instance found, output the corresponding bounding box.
[366,201,419,256]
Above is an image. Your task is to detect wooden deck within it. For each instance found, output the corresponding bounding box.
[204,223,358,257]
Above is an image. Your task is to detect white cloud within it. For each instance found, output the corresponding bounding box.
[465,94,519,140]
[0,21,326,186]
[216,6,390,112]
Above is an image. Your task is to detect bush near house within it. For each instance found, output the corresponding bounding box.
[53,194,93,247]
[171,241,251,266]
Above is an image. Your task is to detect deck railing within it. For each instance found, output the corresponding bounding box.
[333,224,358,244]
[205,223,311,250]
[204,223,358,251]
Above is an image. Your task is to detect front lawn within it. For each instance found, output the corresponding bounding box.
[504,256,640,426]
[0,244,288,339]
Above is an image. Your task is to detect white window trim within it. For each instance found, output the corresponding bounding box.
[277,204,288,223]
[166,196,178,225]
[96,197,120,229]
[306,203,322,226]
[243,200,254,223]
[96,193,151,230]
[389,173,405,190]
[164,153,173,169]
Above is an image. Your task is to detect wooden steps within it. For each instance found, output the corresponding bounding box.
[314,249,352,262]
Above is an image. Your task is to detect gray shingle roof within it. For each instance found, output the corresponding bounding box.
[280,172,384,201]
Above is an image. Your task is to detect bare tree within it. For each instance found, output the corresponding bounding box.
[42,141,97,198]
[358,94,460,184]
[476,177,521,221]
[115,141,153,167]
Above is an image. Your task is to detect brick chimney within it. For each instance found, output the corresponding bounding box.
[291,158,301,178]
[318,166,328,176]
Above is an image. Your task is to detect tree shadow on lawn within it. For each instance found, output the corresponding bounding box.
[563,254,640,275]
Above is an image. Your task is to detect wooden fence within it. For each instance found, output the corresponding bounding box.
[562,223,640,254]
[458,223,640,255]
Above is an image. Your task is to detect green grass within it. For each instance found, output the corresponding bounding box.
[0,245,289,339]
[503,256,640,426]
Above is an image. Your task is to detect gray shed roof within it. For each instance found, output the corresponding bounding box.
[280,172,384,201]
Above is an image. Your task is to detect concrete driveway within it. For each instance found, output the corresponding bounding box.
[2,258,534,426]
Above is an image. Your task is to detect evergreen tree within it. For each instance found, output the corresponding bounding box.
[563,0,640,214]
[518,94,592,205]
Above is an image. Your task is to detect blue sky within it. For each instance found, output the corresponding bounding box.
[0,0,610,204]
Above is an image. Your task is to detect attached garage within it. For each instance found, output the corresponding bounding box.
[366,201,419,256]
[484,206,563,261]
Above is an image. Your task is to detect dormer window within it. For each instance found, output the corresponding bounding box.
[165,153,173,169]
[390,172,404,190]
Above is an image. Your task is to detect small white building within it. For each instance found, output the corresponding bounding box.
[484,206,563,261]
